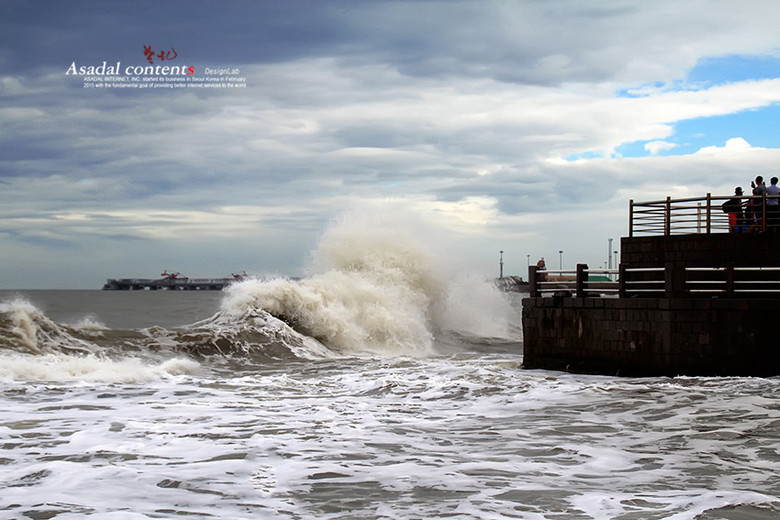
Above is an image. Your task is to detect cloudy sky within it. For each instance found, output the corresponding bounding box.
[2,0,780,289]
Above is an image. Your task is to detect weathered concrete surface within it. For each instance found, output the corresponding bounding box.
[522,296,780,377]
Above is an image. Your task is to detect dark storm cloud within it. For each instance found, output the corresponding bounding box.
[3,0,780,287]
[1,0,348,71]
[1,0,670,86]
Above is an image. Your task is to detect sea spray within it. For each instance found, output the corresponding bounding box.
[224,272,435,356]
[9,300,40,353]
[1,298,93,355]
[222,206,514,356]
[431,272,514,340]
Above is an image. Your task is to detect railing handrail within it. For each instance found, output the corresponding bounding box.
[529,263,780,298]
[635,194,780,206]
[629,193,780,236]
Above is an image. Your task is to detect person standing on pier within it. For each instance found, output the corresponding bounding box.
[750,175,766,231]
[766,176,780,232]
[723,187,746,233]
[536,257,547,282]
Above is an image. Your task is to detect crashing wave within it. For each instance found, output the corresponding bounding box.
[219,205,515,357]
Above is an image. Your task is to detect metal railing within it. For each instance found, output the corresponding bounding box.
[629,193,779,236]
[529,265,618,297]
[617,264,780,297]
[529,264,780,298]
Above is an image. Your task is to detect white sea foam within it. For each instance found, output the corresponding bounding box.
[70,315,109,332]
[570,489,779,520]
[222,204,514,356]
[0,352,200,383]
[1,352,779,519]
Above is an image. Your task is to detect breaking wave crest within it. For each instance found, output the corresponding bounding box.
[0,298,198,382]
[220,206,514,356]
[0,353,200,383]
[0,298,97,356]
[0,206,517,381]
[0,296,335,382]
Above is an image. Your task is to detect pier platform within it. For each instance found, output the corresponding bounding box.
[521,194,780,377]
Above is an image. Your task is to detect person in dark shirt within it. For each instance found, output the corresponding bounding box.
[723,187,745,233]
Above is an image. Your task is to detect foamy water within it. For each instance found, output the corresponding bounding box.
[2,355,779,519]
[1,211,779,519]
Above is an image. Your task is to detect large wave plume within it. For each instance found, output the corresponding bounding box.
[221,206,514,356]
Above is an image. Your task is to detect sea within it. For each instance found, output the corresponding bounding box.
[1,213,779,519]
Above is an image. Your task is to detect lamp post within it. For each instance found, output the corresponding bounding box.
[608,238,613,270]
[558,250,563,274]
[499,250,504,279]
[526,254,530,267]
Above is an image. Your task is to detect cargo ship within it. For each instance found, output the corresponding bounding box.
[102,270,248,290]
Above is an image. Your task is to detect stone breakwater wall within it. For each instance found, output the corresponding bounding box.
[521,296,780,377]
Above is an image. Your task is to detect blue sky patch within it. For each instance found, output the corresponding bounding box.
[615,81,669,98]
[688,55,780,86]
[616,55,780,97]
[563,150,606,161]
[609,55,780,159]
[615,104,780,158]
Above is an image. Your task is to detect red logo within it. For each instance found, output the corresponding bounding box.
[143,45,178,65]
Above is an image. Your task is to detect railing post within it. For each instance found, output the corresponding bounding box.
[705,193,711,233]
[629,199,634,237]
[762,191,767,232]
[697,202,702,233]
[576,263,588,298]
[665,262,686,298]
[665,196,671,236]
[529,265,539,298]
[618,263,627,298]
[725,262,734,297]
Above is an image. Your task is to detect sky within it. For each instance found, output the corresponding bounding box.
[2,0,780,289]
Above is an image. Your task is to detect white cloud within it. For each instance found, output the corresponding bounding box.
[645,141,677,155]
[694,137,753,155]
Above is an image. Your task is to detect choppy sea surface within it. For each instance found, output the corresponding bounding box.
[2,215,779,519]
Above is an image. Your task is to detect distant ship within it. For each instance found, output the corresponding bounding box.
[102,270,248,290]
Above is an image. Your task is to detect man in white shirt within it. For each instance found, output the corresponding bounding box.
[766,176,780,231]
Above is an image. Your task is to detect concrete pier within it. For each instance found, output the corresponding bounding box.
[522,295,779,376]
[521,195,780,377]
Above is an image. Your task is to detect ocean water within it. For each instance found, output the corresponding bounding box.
[2,212,780,519]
